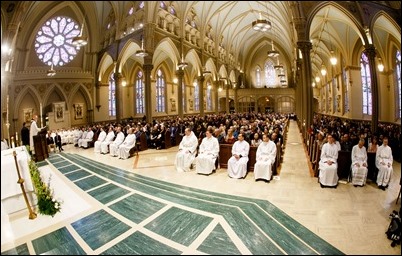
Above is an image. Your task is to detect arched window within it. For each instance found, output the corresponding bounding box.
[194,81,199,111]
[264,60,276,87]
[135,71,144,114]
[109,73,116,116]
[396,50,401,119]
[206,82,212,111]
[360,52,372,115]
[156,69,165,112]
[256,67,261,87]
[35,16,81,66]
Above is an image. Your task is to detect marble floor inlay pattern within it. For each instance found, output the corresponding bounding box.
[1,120,400,255]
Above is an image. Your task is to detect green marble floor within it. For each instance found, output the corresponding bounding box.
[2,153,344,255]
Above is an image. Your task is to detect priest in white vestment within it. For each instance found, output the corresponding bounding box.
[227,133,250,179]
[375,137,393,190]
[94,127,107,153]
[78,127,94,148]
[109,127,125,156]
[350,138,368,186]
[195,128,220,175]
[118,128,137,159]
[254,133,277,181]
[100,126,116,154]
[175,128,199,172]
[29,115,43,154]
[318,134,339,188]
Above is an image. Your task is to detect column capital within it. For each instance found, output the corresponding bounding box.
[363,44,377,58]
[297,41,312,52]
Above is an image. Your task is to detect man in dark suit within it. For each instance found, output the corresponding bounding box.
[54,131,63,152]
[21,122,30,146]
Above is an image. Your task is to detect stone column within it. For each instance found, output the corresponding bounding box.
[225,82,230,114]
[364,45,379,134]
[176,69,184,118]
[214,80,219,114]
[297,41,313,138]
[113,72,122,123]
[143,57,154,124]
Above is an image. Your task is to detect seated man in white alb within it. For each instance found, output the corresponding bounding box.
[100,126,116,154]
[375,137,393,190]
[318,134,339,188]
[254,133,277,182]
[109,126,125,156]
[74,127,86,146]
[118,128,137,159]
[195,127,219,175]
[175,127,198,172]
[350,138,368,187]
[227,132,250,179]
[94,126,107,153]
[78,127,94,148]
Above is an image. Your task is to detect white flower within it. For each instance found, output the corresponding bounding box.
[52,198,56,202]
[55,203,59,209]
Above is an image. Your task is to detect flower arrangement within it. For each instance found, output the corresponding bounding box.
[29,160,62,217]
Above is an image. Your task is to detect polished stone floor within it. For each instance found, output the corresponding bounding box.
[1,120,401,255]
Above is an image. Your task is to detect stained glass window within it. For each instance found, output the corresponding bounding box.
[194,81,199,111]
[206,82,212,111]
[156,69,165,112]
[34,16,81,66]
[360,52,372,115]
[135,71,144,114]
[264,60,276,87]
[109,73,116,116]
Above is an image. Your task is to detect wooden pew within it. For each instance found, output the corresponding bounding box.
[367,152,377,182]
[337,150,352,180]
[164,130,172,149]
[218,144,277,175]
[313,146,321,177]
[137,132,148,151]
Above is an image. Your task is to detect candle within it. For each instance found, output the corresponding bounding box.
[11,136,15,148]
[40,103,43,119]
[16,132,18,145]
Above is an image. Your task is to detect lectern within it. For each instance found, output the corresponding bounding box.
[33,128,48,161]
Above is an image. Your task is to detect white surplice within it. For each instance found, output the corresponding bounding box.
[254,140,277,181]
[94,131,107,153]
[351,144,368,186]
[227,140,250,179]
[175,132,198,172]
[118,134,137,159]
[109,132,125,156]
[195,136,219,175]
[100,131,116,154]
[319,142,339,186]
[375,144,393,187]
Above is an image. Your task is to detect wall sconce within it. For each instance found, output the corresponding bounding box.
[315,76,320,83]
[121,78,127,87]
[377,57,384,72]
[173,78,178,84]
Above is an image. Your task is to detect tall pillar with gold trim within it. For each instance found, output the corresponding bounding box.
[364,45,379,134]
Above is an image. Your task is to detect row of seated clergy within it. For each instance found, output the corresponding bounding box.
[318,136,394,189]
[111,128,137,159]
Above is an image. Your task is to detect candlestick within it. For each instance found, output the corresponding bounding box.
[11,136,15,148]
[16,132,19,146]
[40,103,43,126]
